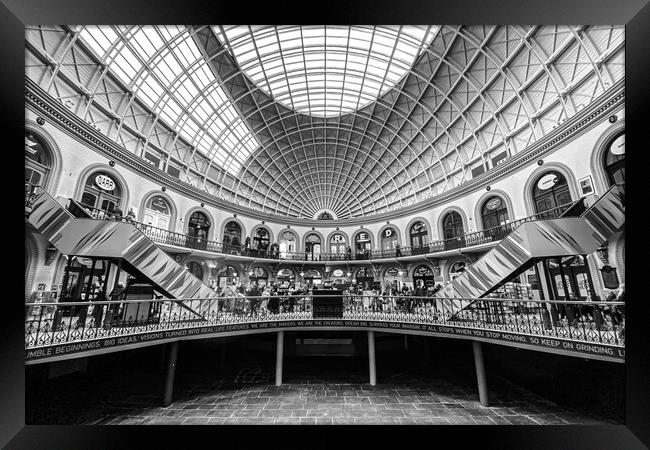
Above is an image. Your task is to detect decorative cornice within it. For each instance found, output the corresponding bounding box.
[25,77,624,228]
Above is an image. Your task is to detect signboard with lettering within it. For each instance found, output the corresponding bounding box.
[25,319,625,364]
[332,269,344,277]
[95,174,116,191]
[356,232,369,242]
[331,234,345,243]
[537,173,559,191]
[383,228,394,238]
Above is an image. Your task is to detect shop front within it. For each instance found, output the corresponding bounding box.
[354,231,372,260]
[249,266,269,287]
[303,269,322,286]
[215,265,239,288]
[355,267,375,289]
[413,265,435,289]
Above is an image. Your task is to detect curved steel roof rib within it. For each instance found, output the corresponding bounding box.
[25,25,625,219]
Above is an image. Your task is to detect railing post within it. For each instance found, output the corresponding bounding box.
[275,331,284,386]
[472,340,489,407]
[368,330,377,386]
[163,340,179,407]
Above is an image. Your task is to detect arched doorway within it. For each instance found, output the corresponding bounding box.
[79,171,123,219]
[252,227,270,255]
[604,133,625,185]
[354,231,372,260]
[410,221,429,255]
[216,265,239,288]
[187,211,211,249]
[442,211,465,250]
[249,266,269,287]
[186,261,203,280]
[380,227,399,256]
[305,233,321,261]
[532,171,573,218]
[413,265,434,290]
[481,196,509,229]
[25,131,51,199]
[356,267,375,289]
[222,221,241,254]
[143,195,172,230]
[303,269,322,286]
[449,261,467,280]
[329,233,347,259]
[279,231,297,259]
[276,268,296,286]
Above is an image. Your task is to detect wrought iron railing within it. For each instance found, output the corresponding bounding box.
[25,294,625,350]
[57,197,574,262]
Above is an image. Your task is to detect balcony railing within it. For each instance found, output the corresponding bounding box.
[27,189,573,263]
[24,294,625,352]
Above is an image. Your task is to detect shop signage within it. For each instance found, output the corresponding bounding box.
[251,267,266,277]
[278,269,294,277]
[386,267,399,276]
[332,269,344,277]
[383,228,394,238]
[537,173,558,191]
[256,228,268,237]
[95,174,116,191]
[331,234,345,243]
[25,320,625,363]
[306,234,320,243]
[485,197,502,210]
[415,266,433,276]
[150,197,169,214]
[610,134,625,155]
[356,232,369,242]
[411,222,424,232]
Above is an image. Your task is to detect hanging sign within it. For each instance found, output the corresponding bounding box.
[486,197,502,210]
[95,174,116,191]
[386,267,399,277]
[537,173,559,191]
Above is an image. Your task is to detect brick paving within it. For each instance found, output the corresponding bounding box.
[75,367,616,425]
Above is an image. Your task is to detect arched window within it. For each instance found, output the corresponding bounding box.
[449,261,466,280]
[329,233,347,255]
[25,132,51,195]
[532,171,572,218]
[222,221,241,250]
[279,231,296,258]
[442,211,464,240]
[413,265,434,289]
[604,133,625,186]
[80,171,123,218]
[305,233,321,261]
[253,227,270,251]
[317,211,334,220]
[143,196,172,230]
[216,265,239,287]
[187,212,211,249]
[410,221,428,248]
[186,261,203,280]
[380,227,398,251]
[481,197,509,230]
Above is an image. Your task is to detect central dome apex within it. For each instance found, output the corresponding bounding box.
[213,25,438,117]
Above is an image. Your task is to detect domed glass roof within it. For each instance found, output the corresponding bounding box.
[213,26,438,117]
[26,25,625,219]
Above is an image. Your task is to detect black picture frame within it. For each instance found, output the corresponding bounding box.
[5,1,647,449]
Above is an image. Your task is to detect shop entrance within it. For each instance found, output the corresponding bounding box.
[544,256,597,301]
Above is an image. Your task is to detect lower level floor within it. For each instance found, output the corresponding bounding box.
[25,334,624,425]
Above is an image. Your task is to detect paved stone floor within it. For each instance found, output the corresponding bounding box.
[73,367,615,425]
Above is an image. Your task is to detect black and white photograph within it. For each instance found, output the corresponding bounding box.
[10,8,643,445]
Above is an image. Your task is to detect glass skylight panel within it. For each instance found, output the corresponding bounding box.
[214,25,437,117]
[76,25,260,177]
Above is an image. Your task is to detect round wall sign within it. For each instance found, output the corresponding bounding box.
[537,173,558,191]
[486,197,502,210]
[332,269,344,277]
[386,267,399,276]
[610,134,625,155]
[95,174,116,191]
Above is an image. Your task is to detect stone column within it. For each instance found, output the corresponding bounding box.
[275,331,284,386]
[368,331,377,386]
[472,340,488,406]
[163,341,179,406]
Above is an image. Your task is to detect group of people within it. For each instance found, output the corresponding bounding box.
[212,281,313,316]
[342,282,445,314]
